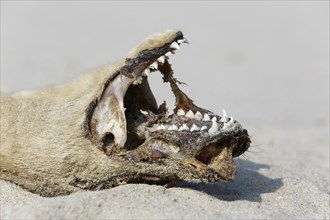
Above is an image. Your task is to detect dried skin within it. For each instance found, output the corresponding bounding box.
[0,30,250,196]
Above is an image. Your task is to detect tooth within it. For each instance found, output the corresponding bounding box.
[200,125,208,131]
[168,124,178,131]
[177,39,184,44]
[178,37,189,44]
[208,119,219,134]
[227,117,234,127]
[133,76,143,85]
[179,124,189,131]
[140,110,148,115]
[185,110,195,118]
[157,56,165,64]
[220,109,228,122]
[157,124,166,130]
[149,61,158,69]
[177,109,185,116]
[143,68,150,76]
[190,124,200,132]
[203,114,210,121]
[195,111,203,120]
[170,42,180,50]
[165,51,172,58]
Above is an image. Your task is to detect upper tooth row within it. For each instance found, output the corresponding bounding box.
[134,39,184,85]
[177,108,230,123]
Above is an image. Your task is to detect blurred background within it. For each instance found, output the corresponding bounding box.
[1,1,328,132]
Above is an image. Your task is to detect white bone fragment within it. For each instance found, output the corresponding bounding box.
[200,125,208,131]
[195,111,203,120]
[220,109,228,122]
[140,110,148,115]
[177,109,185,116]
[168,124,178,131]
[203,114,210,121]
[170,42,180,50]
[179,124,189,131]
[208,119,219,134]
[157,56,165,64]
[149,61,158,69]
[185,110,195,118]
[190,124,200,132]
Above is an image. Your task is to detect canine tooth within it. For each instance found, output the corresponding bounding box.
[165,51,172,58]
[208,119,219,134]
[178,37,189,44]
[185,110,195,118]
[168,124,178,131]
[170,42,180,50]
[179,124,189,131]
[200,125,208,131]
[143,68,150,76]
[194,111,203,120]
[149,61,158,69]
[177,109,185,116]
[203,114,210,121]
[220,109,228,122]
[190,124,200,132]
[140,110,148,115]
[157,56,165,64]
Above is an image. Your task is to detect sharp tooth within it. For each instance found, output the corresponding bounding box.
[165,51,172,58]
[203,114,211,121]
[170,42,180,50]
[208,119,219,134]
[177,109,185,116]
[157,124,166,130]
[220,109,228,122]
[227,117,234,127]
[142,68,150,76]
[149,61,158,69]
[190,124,200,132]
[133,76,143,85]
[157,56,165,64]
[212,117,217,122]
[140,110,148,115]
[185,110,195,118]
[177,39,184,44]
[195,111,203,120]
[168,124,178,131]
[179,124,189,131]
[200,125,208,131]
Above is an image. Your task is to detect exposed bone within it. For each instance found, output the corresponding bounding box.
[179,124,189,131]
[190,124,200,132]
[220,109,228,122]
[157,56,165,64]
[200,125,208,131]
[203,114,211,121]
[149,61,158,70]
[185,110,195,118]
[170,42,180,50]
[177,109,185,116]
[195,111,203,120]
[208,118,219,134]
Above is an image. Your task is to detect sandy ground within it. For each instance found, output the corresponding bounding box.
[1,2,329,219]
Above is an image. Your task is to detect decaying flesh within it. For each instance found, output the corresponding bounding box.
[0,30,250,196]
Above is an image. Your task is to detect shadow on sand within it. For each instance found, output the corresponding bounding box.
[179,159,283,202]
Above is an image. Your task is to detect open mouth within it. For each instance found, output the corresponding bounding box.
[85,30,250,183]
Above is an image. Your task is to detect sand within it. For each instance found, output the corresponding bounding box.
[1,126,329,219]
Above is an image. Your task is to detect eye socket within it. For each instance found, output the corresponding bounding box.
[102,132,114,147]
